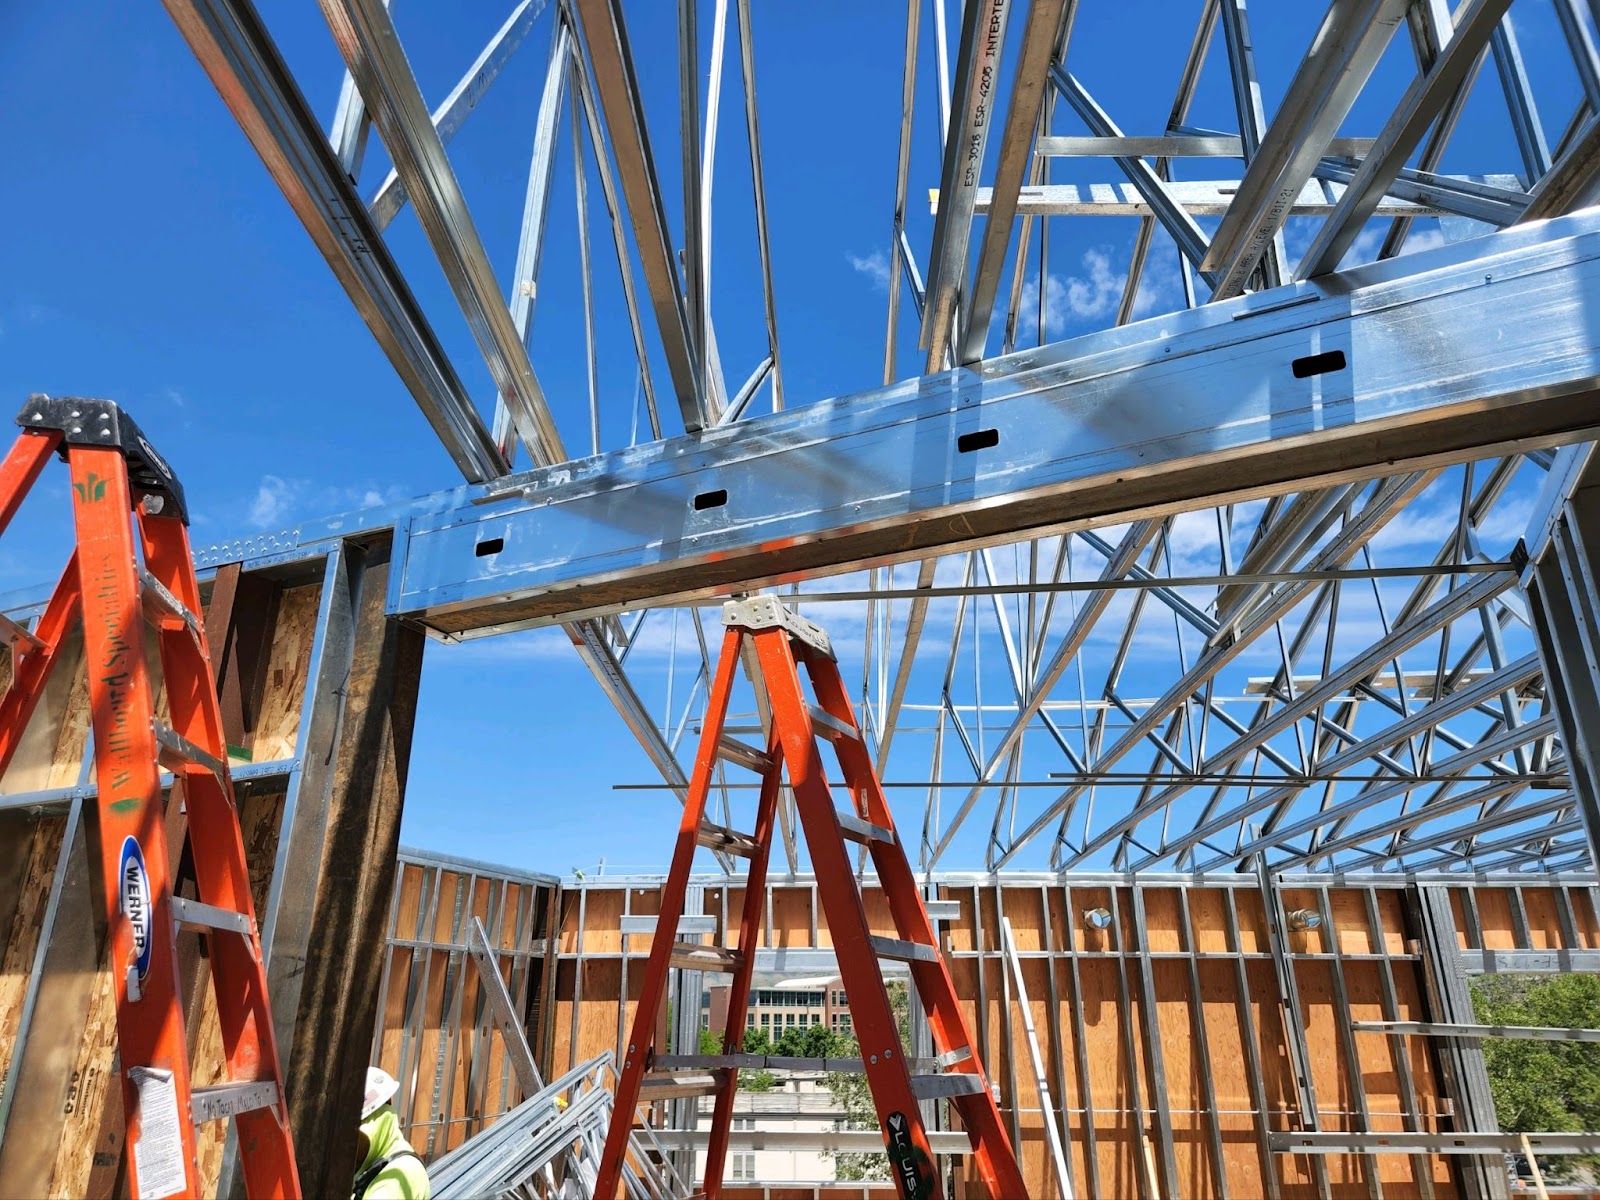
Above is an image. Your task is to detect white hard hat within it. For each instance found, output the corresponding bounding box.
[362,1067,400,1120]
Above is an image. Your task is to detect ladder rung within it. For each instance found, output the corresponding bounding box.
[639,1074,726,1100]
[807,705,859,742]
[668,942,744,973]
[191,1080,280,1123]
[153,721,227,776]
[171,895,253,937]
[0,612,43,653]
[909,1073,987,1100]
[715,735,772,773]
[836,811,894,845]
[870,935,941,963]
[139,567,202,633]
[655,1053,766,1070]
[697,821,761,858]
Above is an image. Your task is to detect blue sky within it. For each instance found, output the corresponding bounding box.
[0,3,1581,878]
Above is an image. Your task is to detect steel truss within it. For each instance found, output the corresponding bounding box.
[131,0,1600,877]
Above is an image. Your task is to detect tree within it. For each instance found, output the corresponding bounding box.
[1472,973,1600,1181]
[824,981,912,1182]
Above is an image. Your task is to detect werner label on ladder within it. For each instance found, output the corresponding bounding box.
[0,397,301,1199]
[593,595,1028,1200]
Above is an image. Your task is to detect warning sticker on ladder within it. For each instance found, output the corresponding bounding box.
[128,1066,186,1198]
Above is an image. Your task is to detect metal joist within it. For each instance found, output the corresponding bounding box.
[1049,71,1217,286]
[317,0,567,467]
[1297,0,1513,281]
[922,0,1014,370]
[571,0,707,432]
[366,0,550,231]
[160,0,507,481]
[958,0,1073,365]
[1201,0,1411,299]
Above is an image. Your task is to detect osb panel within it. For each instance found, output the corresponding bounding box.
[1521,888,1566,949]
[1471,889,1518,949]
[248,581,321,762]
[0,812,68,1086]
[770,885,813,947]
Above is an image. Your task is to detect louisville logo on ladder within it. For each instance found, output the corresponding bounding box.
[594,595,1029,1200]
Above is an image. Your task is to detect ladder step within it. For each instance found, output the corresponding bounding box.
[0,612,43,653]
[139,567,203,633]
[191,1080,280,1124]
[656,1053,950,1072]
[639,1073,727,1100]
[836,811,894,845]
[869,935,941,963]
[153,721,227,776]
[668,942,744,973]
[696,821,761,858]
[171,895,254,937]
[909,1073,987,1101]
[715,735,773,773]
[807,704,859,742]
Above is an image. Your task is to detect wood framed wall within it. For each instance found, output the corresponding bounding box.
[369,847,560,1158]
[0,535,424,1197]
[546,873,1600,1200]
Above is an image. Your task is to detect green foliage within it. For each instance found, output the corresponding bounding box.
[699,1028,722,1057]
[1471,973,1600,1182]
[824,982,912,1182]
[738,1027,776,1091]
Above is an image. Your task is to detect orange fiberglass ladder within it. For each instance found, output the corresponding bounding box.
[594,596,1028,1200]
[0,397,299,1199]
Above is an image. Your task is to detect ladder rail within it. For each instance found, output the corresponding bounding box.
[68,444,205,1198]
[0,555,80,781]
[595,602,1028,1200]
[701,735,784,1199]
[807,648,1029,1198]
[0,400,302,1198]
[753,630,943,1199]
[593,626,746,1200]
[140,508,299,1194]
[0,426,60,532]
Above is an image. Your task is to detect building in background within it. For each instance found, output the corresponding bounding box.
[705,977,852,1039]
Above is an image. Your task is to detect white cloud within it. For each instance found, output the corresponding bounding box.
[847,250,891,291]
[247,475,298,527]
[1397,227,1448,256]
[243,475,408,529]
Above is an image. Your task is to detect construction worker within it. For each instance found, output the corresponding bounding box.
[352,1067,431,1200]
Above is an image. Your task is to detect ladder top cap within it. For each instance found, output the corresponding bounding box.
[19,395,188,524]
[722,595,834,658]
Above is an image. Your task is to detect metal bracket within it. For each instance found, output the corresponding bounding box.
[16,395,189,523]
[721,595,833,658]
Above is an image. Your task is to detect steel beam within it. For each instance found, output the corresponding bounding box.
[571,0,706,431]
[1297,0,1512,280]
[1201,0,1410,298]
[160,0,506,481]
[318,0,567,466]
[962,176,1457,218]
[366,0,549,231]
[1049,71,1217,284]
[385,214,1600,638]
[959,0,1072,365]
[921,0,1014,371]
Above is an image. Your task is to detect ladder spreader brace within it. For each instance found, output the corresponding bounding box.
[0,396,300,1199]
[595,595,1029,1200]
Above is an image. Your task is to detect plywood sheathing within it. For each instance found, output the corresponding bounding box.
[530,876,1579,1199]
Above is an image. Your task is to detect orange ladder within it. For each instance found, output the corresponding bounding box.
[0,396,300,1199]
[594,596,1028,1200]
